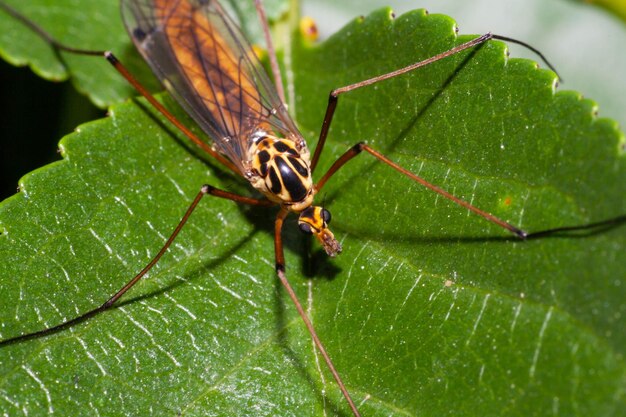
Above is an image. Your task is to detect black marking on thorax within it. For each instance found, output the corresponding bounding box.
[253,137,311,203]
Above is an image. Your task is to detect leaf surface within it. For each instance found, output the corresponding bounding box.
[0,1,625,416]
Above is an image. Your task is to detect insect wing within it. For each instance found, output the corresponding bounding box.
[121,0,304,174]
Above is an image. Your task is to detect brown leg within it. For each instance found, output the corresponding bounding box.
[309,33,560,173]
[0,185,273,347]
[253,0,286,105]
[316,143,626,239]
[316,142,528,239]
[273,208,361,417]
[104,53,239,174]
[0,1,239,175]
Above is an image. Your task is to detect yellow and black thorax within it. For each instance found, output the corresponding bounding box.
[247,132,314,211]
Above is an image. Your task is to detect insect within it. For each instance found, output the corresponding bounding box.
[0,2,620,414]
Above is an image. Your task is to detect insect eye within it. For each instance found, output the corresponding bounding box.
[299,223,313,234]
[321,208,332,224]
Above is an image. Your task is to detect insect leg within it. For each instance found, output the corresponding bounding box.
[0,185,273,347]
[316,143,528,239]
[0,1,239,175]
[310,33,560,172]
[253,0,286,104]
[274,208,361,417]
[104,53,239,174]
[316,144,626,239]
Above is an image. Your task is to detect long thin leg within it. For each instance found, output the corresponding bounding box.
[253,0,286,105]
[316,143,527,239]
[310,33,560,172]
[316,143,626,239]
[105,53,239,174]
[274,208,361,417]
[0,185,273,347]
[0,1,239,175]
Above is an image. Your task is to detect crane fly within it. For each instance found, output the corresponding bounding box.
[1,0,622,415]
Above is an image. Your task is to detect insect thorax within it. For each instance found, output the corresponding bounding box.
[246,132,314,211]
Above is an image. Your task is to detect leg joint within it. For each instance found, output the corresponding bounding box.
[351,142,366,153]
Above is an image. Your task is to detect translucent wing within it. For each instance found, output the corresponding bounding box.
[121,0,304,174]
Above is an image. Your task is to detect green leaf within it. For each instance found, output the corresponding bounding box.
[1,2,626,417]
[0,0,288,107]
[308,0,626,134]
[0,0,147,107]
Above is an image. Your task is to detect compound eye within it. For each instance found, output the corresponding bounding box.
[321,208,332,224]
[299,222,313,234]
